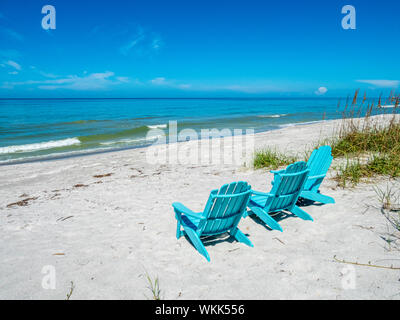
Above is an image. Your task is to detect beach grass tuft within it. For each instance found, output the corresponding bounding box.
[328,91,400,187]
[373,183,400,212]
[253,148,297,170]
[373,183,400,251]
[145,273,161,300]
[65,281,75,300]
[333,158,371,188]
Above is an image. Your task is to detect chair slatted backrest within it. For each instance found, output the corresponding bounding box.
[304,146,333,191]
[200,182,251,236]
[266,162,309,213]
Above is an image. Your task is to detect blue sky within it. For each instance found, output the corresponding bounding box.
[0,0,399,98]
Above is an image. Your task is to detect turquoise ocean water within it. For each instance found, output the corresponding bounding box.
[0,97,391,164]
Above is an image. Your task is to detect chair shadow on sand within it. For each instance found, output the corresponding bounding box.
[246,210,292,231]
[184,230,253,250]
[246,195,329,232]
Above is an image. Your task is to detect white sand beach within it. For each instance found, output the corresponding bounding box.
[1,115,399,300]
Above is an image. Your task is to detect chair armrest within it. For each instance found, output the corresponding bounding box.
[251,190,273,197]
[172,202,205,219]
[308,174,326,180]
[270,169,285,175]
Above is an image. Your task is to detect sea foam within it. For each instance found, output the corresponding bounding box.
[257,114,288,118]
[99,134,164,146]
[147,124,167,129]
[0,138,81,154]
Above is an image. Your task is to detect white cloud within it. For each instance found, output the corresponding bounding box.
[29,66,59,78]
[4,60,21,70]
[120,35,145,56]
[40,72,116,90]
[356,79,399,88]
[37,85,59,90]
[120,27,146,56]
[150,77,166,85]
[151,37,162,50]
[222,84,294,94]
[6,71,130,91]
[177,84,192,89]
[150,77,191,90]
[120,26,162,56]
[315,87,328,95]
[39,71,58,78]
[87,71,114,79]
[116,76,130,83]
[8,71,18,75]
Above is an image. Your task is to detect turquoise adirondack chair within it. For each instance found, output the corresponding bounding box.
[299,145,335,204]
[246,161,313,232]
[173,181,253,261]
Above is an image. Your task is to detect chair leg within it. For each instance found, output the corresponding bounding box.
[249,206,283,232]
[230,228,254,247]
[290,205,314,221]
[176,220,182,239]
[175,212,187,238]
[184,227,211,262]
[300,190,335,204]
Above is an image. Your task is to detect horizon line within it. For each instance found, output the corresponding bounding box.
[0,96,378,100]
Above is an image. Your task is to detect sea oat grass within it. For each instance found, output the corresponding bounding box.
[331,91,400,187]
[334,159,373,188]
[331,122,400,158]
[253,148,297,170]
